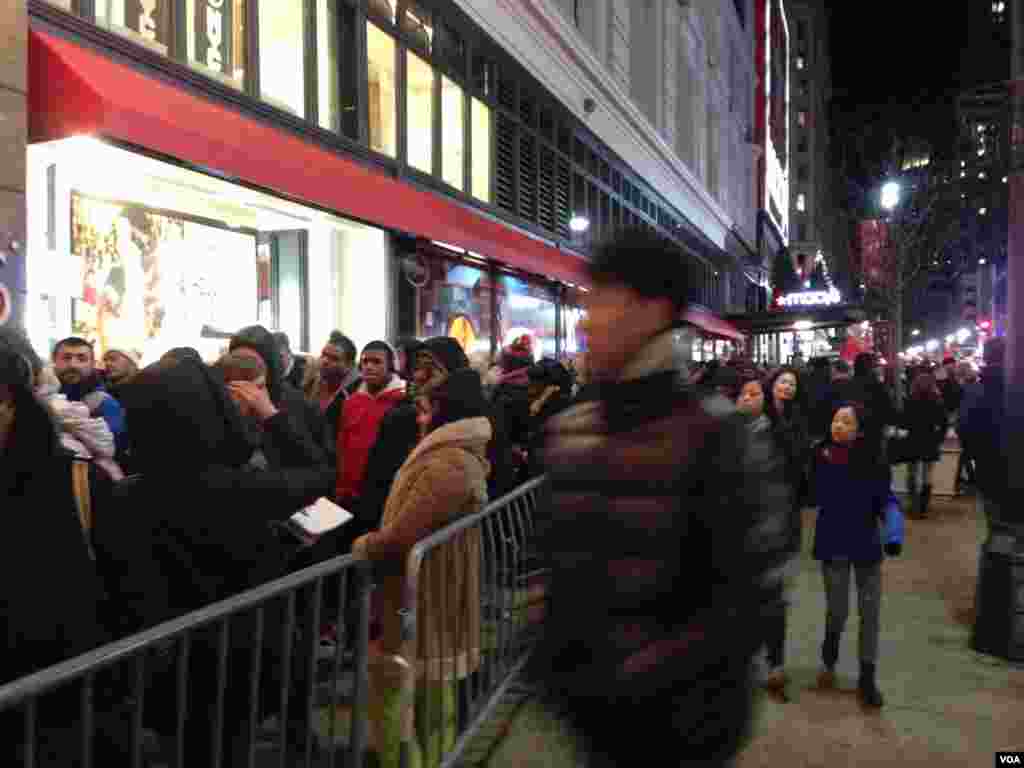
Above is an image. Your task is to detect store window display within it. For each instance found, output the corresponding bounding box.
[397,253,494,357]
[70,193,259,362]
[496,275,557,360]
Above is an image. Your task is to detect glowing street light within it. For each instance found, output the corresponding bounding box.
[926,339,940,352]
[912,329,921,336]
[880,181,901,211]
[957,328,972,344]
[794,320,813,330]
[569,215,590,233]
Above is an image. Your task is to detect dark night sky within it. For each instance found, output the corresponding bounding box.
[828,4,967,185]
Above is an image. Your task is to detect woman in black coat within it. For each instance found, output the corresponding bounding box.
[896,372,947,518]
[761,366,810,692]
[95,357,335,765]
[0,334,130,765]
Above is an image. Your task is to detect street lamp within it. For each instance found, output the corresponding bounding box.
[569,215,590,233]
[881,181,901,211]
[912,329,921,336]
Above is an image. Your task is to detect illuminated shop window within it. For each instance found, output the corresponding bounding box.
[471,99,492,203]
[367,23,397,157]
[317,0,358,137]
[259,0,306,117]
[407,51,435,174]
[441,76,465,190]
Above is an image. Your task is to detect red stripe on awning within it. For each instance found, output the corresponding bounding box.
[684,307,745,342]
[27,29,590,286]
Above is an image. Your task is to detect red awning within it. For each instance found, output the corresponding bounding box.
[684,307,745,342]
[28,29,590,286]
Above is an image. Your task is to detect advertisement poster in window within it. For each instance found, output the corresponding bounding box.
[124,0,172,51]
[70,192,257,362]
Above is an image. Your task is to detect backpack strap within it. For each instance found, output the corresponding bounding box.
[71,459,96,559]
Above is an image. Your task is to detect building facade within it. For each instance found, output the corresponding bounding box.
[785,0,832,288]
[0,0,761,365]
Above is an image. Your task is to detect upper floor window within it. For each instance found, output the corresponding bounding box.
[797,111,807,128]
[797,20,807,42]
[796,193,806,212]
[795,56,805,71]
[259,0,306,118]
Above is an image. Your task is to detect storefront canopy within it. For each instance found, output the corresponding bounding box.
[28,28,590,287]
[726,304,867,333]
[684,307,745,342]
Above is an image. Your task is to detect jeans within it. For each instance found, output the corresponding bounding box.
[822,559,882,664]
[906,460,934,494]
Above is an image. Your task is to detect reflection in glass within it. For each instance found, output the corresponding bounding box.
[497,275,556,360]
[407,51,434,175]
[471,99,491,203]
[259,0,306,117]
[399,256,494,356]
[442,77,465,190]
[185,0,246,89]
[96,0,171,54]
[367,23,397,157]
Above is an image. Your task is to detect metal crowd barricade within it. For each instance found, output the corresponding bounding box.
[397,476,550,768]
[0,555,373,768]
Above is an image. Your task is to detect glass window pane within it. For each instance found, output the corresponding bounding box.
[95,0,171,54]
[259,0,305,117]
[471,99,491,202]
[407,51,434,175]
[185,0,246,89]
[318,0,358,137]
[403,255,493,356]
[367,23,397,157]
[497,275,557,360]
[436,22,465,78]
[442,77,464,191]
[399,0,433,53]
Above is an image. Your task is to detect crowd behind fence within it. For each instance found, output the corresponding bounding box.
[0,477,549,768]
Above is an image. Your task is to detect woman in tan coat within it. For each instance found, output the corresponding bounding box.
[353,368,490,768]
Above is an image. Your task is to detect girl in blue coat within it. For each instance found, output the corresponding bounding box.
[813,402,903,708]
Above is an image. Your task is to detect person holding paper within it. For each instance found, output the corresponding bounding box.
[353,368,490,768]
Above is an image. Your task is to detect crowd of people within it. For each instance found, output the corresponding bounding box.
[0,225,1009,767]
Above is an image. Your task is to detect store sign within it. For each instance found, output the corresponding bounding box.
[125,0,170,48]
[778,288,841,307]
[194,0,232,75]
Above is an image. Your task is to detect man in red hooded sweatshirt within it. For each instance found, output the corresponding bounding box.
[336,341,406,510]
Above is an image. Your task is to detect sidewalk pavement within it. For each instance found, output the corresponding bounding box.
[478,493,1024,768]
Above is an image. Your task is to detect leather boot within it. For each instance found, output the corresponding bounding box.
[920,484,933,519]
[858,662,885,708]
[818,630,839,688]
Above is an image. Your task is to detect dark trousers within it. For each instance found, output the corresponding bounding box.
[763,586,788,669]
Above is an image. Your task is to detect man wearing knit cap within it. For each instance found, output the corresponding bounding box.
[493,334,535,472]
[102,347,141,401]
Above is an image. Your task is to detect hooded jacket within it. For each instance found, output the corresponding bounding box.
[96,359,335,634]
[336,373,407,503]
[230,325,332,462]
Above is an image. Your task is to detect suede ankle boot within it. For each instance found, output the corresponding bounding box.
[858,662,884,708]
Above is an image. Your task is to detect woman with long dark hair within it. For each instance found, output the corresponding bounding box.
[897,372,947,518]
[760,367,809,694]
[813,402,899,707]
